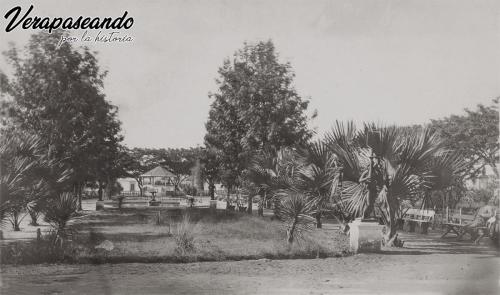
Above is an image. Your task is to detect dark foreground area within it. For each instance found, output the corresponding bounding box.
[1,232,499,295]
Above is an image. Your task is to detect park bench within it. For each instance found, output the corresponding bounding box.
[441,209,490,244]
[402,208,435,234]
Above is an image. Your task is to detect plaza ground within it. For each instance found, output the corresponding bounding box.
[1,231,498,295]
[1,199,499,294]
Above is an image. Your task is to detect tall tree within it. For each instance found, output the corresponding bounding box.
[3,31,123,206]
[205,40,314,209]
[430,98,499,179]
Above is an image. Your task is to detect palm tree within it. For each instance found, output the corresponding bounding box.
[325,121,445,244]
[244,148,283,215]
[275,189,317,244]
[0,130,43,230]
[424,151,468,210]
[0,129,70,231]
[294,141,339,228]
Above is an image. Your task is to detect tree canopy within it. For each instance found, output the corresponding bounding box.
[430,98,499,179]
[205,40,314,191]
[1,31,124,202]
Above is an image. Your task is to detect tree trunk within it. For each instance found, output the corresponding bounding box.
[257,191,265,216]
[226,186,231,210]
[273,198,280,219]
[209,182,215,200]
[384,198,400,246]
[77,182,83,211]
[247,194,253,214]
[98,181,104,201]
[136,178,144,197]
[315,211,322,228]
[105,176,112,199]
[29,214,39,226]
[287,219,297,244]
[12,211,21,231]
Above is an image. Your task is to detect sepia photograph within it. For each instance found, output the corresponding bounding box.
[0,1,499,294]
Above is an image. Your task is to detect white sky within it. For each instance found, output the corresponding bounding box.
[1,0,499,148]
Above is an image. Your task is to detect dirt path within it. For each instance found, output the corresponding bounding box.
[1,232,499,295]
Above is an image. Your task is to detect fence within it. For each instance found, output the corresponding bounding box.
[119,191,184,201]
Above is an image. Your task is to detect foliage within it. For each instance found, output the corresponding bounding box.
[430,98,499,179]
[3,30,124,202]
[120,147,157,196]
[422,151,469,209]
[6,207,26,231]
[159,148,200,194]
[294,141,340,228]
[464,179,499,206]
[325,121,446,242]
[43,192,78,235]
[174,214,196,255]
[0,229,81,265]
[243,148,279,214]
[125,147,201,195]
[0,128,70,230]
[205,40,314,196]
[275,190,317,244]
[180,183,198,196]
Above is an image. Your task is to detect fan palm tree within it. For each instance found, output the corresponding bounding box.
[294,140,339,228]
[423,151,468,209]
[274,189,317,244]
[325,121,445,243]
[0,129,71,230]
[0,131,43,230]
[244,148,278,215]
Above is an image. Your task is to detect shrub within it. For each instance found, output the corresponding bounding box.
[275,191,316,244]
[173,214,195,254]
[0,229,80,265]
[44,192,78,235]
[181,183,198,196]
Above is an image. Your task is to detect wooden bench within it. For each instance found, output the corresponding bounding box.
[402,209,435,234]
[441,211,490,244]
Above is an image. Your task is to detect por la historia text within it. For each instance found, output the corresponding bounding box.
[57,31,133,47]
[4,5,134,33]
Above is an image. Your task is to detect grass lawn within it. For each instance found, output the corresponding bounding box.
[1,208,350,265]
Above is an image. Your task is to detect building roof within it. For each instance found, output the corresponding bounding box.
[141,166,175,178]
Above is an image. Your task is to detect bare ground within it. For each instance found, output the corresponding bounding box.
[1,231,499,295]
